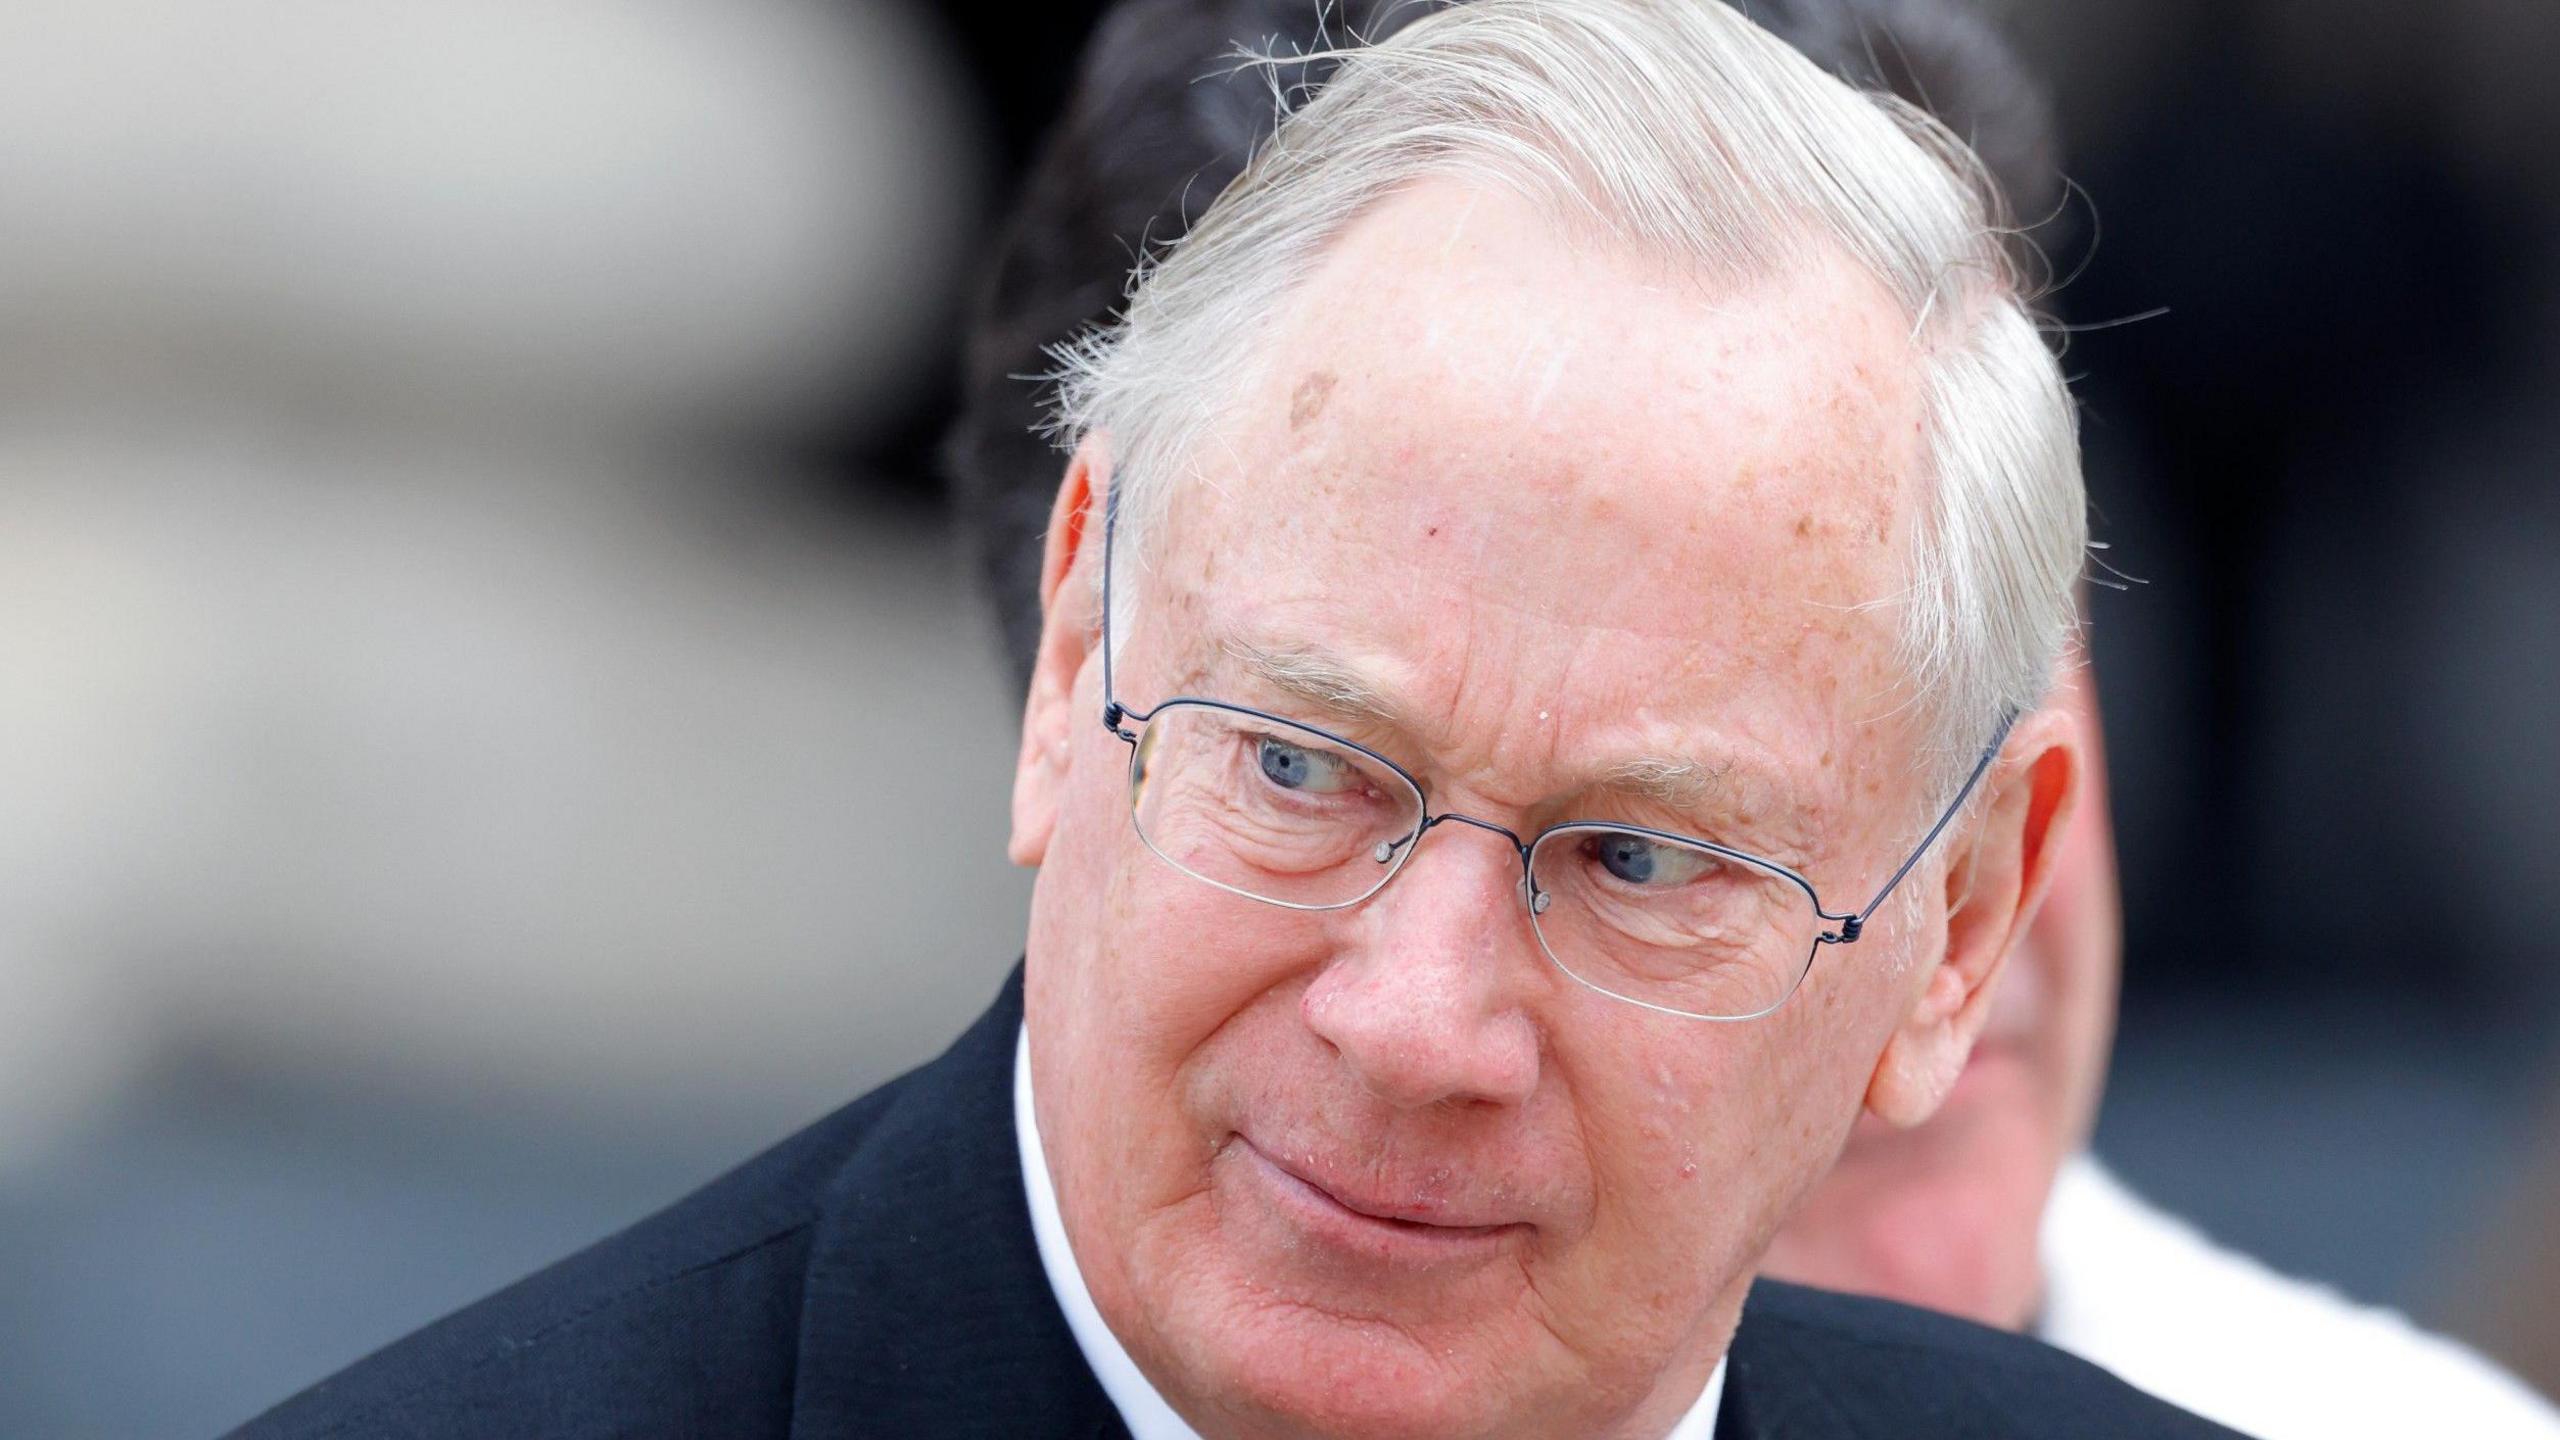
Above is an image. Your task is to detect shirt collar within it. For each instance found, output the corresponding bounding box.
[1014,1022,1725,1440]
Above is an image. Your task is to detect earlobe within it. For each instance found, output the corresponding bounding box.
[1009,439,1110,868]
[1863,708,2082,1129]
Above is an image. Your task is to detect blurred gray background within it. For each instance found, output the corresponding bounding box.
[1,1,2556,1435]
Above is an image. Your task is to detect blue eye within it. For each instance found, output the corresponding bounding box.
[1257,736,1359,794]
[1590,832,1716,888]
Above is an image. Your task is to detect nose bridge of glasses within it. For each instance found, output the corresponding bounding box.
[1354,810,1545,937]
[1368,810,1537,893]
[1424,810,1532,854]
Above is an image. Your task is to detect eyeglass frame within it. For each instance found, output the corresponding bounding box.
[1089,476,2017,1021]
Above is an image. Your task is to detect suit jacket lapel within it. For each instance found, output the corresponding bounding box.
[1713,1283,1875,1440]
[788,963,1130,1440]
[1712,1289,1855,1440]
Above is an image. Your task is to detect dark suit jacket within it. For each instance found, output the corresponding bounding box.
[227,966,2248,1439]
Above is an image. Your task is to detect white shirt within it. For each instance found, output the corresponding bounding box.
[2040,1155,2560,1439]
[1015,1025,1726,1440]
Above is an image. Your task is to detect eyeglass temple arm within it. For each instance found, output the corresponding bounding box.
[1098,477,1140,741]
[1829,708,2020,943]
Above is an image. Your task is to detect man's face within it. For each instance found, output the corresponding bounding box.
[1016,179,1975,1438]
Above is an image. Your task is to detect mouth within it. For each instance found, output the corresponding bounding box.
[1231,1135,1530,1263]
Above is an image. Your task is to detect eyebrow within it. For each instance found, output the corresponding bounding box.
[1220,637,1408,729]
[1594,754,1813,863]
[1590,754,1738,810]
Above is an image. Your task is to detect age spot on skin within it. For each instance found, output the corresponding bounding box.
[1290,369,1339,430]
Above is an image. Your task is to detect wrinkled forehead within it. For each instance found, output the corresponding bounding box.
[1139,180,1928,731]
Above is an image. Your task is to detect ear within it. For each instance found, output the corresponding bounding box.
[1009,437,1109,868]
[1864,704,2082,1128]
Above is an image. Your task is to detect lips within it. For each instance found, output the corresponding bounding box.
[1234,1134,1531,1240]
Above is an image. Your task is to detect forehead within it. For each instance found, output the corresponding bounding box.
[1149,177,1927,774]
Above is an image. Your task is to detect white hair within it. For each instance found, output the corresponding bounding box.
[1046,0,2084,785]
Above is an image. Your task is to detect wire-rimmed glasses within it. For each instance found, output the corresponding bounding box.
[1093,487,2014,1021]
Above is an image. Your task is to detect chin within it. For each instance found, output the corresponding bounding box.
[1143,1276,1567,1440]
[1221,1327,1491,1440]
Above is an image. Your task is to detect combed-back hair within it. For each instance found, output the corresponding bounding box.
[947,0,2074,781]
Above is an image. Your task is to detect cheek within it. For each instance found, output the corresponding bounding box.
[1569,991,1881,1278]
[1032,741,1336,1174]
[1104,861,1328,1076]
[1521,1025,1794,1346]
[1030,746,1348,1331]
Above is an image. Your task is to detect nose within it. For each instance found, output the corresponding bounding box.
[1301,820,1542,1111]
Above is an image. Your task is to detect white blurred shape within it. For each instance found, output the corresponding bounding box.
[0,423,1033,1165]
[0,0,1009,1164]
[0,0,981,435]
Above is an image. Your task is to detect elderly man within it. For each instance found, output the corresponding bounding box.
[951,2,2560,1436]
[232,1,2241,1435]
[948,3,2560,1437]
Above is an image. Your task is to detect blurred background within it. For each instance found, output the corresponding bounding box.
[1,0,2555,1433]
